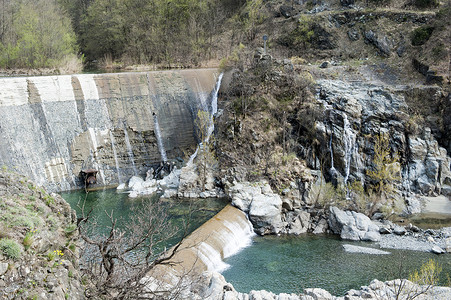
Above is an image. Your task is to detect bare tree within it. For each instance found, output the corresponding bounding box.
[77,196,199,299]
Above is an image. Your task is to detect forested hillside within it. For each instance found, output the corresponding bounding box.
[0,0,449,76]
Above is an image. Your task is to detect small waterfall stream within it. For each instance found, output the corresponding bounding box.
[88,128,106,184]
[153,115,168,163]
[329,133,335,172]
[109,131,123,184]
[122,124,138,175]
[343,114,356,185]
[187,73,223,166]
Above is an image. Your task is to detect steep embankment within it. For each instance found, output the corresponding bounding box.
[0,168,83,299]
[0,69,220,192]
[223,0,450,85]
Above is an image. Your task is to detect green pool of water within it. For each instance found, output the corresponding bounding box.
[222,234,451,296]
[60,188,228,249]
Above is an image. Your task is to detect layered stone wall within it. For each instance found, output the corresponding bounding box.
[0,69,220,192]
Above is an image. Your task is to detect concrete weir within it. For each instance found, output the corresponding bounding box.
[146,205,254,292]
[0,69,220,192]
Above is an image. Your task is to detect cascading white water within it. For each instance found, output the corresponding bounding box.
[329,133,335,172]
[197,242,230,273]
[188,206,255,273]
[109,131,123,184]
[343,114,356,185]
[207,73,223,140]
[153,115,168,163]
[123,125,138,175]
[88,128,106,184]
[220,219,255,258]
[187,73,223,166]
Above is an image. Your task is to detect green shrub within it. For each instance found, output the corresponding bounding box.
[23,231,34,250]
[0,238,22,260]
[411,26,434,46]
[413,0,439,9]
[64,223,77,236]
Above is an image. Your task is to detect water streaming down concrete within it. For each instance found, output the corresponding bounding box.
[122,124,138,175]
[0,69,220,192]
[146,205,255,287]
[153,115,168,163]
[187,73,223,166]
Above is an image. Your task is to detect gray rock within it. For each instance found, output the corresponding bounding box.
[379,227,392,234]
[249,192,283,235]
[341,225,360,241]
[319,61,330,69]
[446,237,451,253]
[396,45,406,57]
[0,263,8,276]
[329,207,380,241]
[304,288,333,300]
[364,30,392,56]
[279,6,295,18]
[347,29,359,41]
[393,226,406,236]
[407,224,420,232]
[362,231,381,242]
[312,218,328,234]
[288,211,310,235]
[405,197,422,215]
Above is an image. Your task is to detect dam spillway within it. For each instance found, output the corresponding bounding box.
[0,69,220,192]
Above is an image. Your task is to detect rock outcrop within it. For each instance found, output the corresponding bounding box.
[0,169,83,299]
[228,182,284,235]
[228,181,329,235]
[314,80,451,198]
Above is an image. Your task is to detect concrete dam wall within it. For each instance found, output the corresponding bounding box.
[0,69,220,192]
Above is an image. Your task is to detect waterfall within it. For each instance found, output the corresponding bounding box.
[207,73,223,140]
[88,128,106,184]
[123,124,138,175]
[329,134,335,172]
[173,205,254,273]
[147,206,255,292]
[197,242,230,272]
[109,131,123,184]
[343,114,356,185]
[153,114,168,163]
[187,73,223,166]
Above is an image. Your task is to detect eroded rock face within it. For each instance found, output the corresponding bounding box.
[314,80,451,198]
[228,182,283,235]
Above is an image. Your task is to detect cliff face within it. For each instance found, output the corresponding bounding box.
[0,69,220,192]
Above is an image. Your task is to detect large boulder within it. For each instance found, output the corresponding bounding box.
[328,207,381,242]
[228,182,283,235]
[364,30,392,57]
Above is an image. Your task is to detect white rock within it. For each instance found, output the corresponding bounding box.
[431,245,445,254]
[128,176,144,190]
[0,263,8,275]
[116,183,126,190]
[303,288,333,300]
